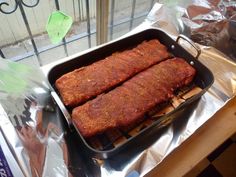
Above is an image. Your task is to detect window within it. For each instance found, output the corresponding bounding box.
[0,0,157,66]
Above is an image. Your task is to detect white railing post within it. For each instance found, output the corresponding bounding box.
[96,0,109,45]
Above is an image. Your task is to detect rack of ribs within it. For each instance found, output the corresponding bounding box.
[72,58,196,137]
[55,39,171,107]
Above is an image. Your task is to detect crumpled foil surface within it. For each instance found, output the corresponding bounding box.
[0,61,71,177]
[0,1,236,177]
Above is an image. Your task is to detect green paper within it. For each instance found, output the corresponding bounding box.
[8,62,32,75]
[0,70,27,94]
[159,0,178,7]
[46,11,73,44]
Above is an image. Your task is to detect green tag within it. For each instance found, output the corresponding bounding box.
[46,11,73,44]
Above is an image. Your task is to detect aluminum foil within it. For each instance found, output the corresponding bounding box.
[0,60,72,177]
[0,2,236,177]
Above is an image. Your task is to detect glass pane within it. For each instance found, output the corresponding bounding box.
[108,0,158,41]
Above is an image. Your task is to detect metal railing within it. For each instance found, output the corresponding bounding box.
[0,0,156,66]
[0,0,41,63]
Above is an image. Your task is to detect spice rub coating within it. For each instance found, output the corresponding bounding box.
[55,39,170,107]
[72,58,196,137]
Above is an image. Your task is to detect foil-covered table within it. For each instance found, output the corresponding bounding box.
[0,2,236,177]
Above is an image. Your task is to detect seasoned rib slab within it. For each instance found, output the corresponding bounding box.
[55,39,170,107]
[72,58,196,137]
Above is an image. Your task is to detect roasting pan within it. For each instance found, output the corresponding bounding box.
[47,28,214,159]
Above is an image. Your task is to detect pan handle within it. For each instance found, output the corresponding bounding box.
[176,34,201,59]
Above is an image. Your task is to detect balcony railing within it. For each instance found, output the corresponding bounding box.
[0,0,157,66]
